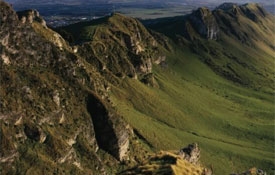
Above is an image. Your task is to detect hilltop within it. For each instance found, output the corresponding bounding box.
[1,1,274,175]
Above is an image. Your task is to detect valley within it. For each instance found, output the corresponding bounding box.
[0,1,274,175]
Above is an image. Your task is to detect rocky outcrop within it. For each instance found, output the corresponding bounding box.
[17,9,47,27]
[216,3,239,11]
[178,143,200,164]
[231,167,266,175]
[141,73,159,87]
[119,150,212,175]
[86,94,130,161]
[0,2,128,174]
[239,3,268,22]
[59,13,166,82]
[213,3,272,44]
[216,3,267,22]
[189,8,219,40]
[17,9,69,50]
[0,1,18,27]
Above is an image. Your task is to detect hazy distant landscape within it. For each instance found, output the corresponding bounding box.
[6,0,275,27]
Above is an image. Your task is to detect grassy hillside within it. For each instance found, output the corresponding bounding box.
[107,4,275,174]
[56,3,275,174]
[1,1,274,174]
[110,45,274,174]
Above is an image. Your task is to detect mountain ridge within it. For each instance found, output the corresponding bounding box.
[1,1,274,174]
[145,2,274,90]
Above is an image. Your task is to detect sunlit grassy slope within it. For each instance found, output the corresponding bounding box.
[56,4,275,174]
[110,44,274,174]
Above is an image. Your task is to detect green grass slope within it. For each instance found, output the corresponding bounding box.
[109,4,275,174]
[56,3,275,174]
[111,45,274,174]
[145,3,275,91]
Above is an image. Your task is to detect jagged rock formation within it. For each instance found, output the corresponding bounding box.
[140,73,159,87]
[16,9,69,50]
[181,3,272,42]
[214,3,272,44]
[189,7,219,40]
[148,3,274,88]
[0,2,132,174]
[216,3,239,11]
[178,143,200,165]
[231,167,267,175]
[119,150,212,175]
[17,9,46,27]
[58,13,166,83]
[86,94,130,161]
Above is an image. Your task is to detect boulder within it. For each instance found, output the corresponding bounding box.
[178,143,200,164]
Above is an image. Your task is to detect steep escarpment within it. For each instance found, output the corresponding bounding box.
[147,3,275,90]
[208,3,274,88]
[86,94,129,161]
[16,9,69,51]
[0,2,130,174]
[188,7,219,40]
[214,3,273,45]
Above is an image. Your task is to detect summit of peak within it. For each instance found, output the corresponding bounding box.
[216,2,239,11]
[0,1,18,25]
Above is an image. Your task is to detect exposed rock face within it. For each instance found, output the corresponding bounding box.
[59,13,166,82]
[141,73,159,87]
[239,3,268,22]
[231,167,267,175]
[16,9,68,50]
[0,1,18,26]
[213,3,272,44]
[86,94,129,161]
[178,143,200,164]
[117,129,130,160]
[189,8,219,40]
[120,150,211,175]
[216,3,268,22]
[148,2,273,87]
[52,90,60,107]
[216,3,239,11]
[17,9,47,27]
[0,2,130,174]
